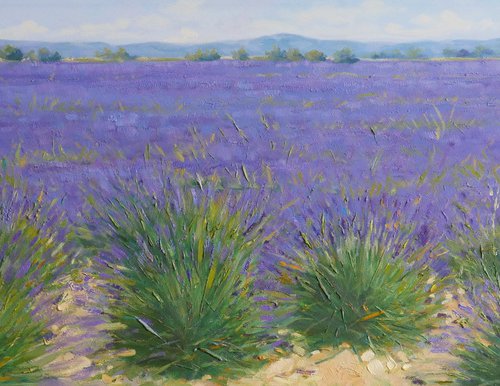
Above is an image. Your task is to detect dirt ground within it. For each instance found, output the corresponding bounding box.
[42,277,469,385]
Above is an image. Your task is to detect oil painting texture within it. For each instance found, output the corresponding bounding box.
[0,1,499,384]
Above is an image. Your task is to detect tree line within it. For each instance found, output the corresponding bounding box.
[370,45,497,60]
[186,46,359,63]
[1,43,497,62]
[442,46,495,58]
[0,45,62,62]
[185,45,498,62]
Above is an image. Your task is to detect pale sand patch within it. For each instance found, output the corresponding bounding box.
[43,283,472,385]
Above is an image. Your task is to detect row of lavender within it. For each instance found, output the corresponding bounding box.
[0,60,497,219]
[0,60,498,383]
[0,150,497,383]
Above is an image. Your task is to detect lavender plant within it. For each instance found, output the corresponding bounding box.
[80,179,274,380]
[0,171,70,383]
[449,225,499,385]
[284,204,441,352]
[456,324,500,385]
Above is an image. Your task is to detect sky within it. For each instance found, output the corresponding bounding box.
[0,0,498,44]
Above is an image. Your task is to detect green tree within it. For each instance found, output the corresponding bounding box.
[333,48,359,63]
[304,49,327,62]
[265,45,287,61]
[232,47,249,60]
[38,47,51,60]
[474,45,495,58]
[23,50,37,61]
[456,48,472,58]
[95,47,113,60]
[51,51,62,62]
[185,48,221,61]
[371,51,403,59]
[38,47,62,62]
[114,47,132,61]
[286,48,304,61]
[95,47,133,61]
[406,47,425,59]
[0,45,23,61]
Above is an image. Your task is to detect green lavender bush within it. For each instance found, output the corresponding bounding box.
[456,324,500,385]
[81,181,274,379]
[284,211,441,352]
[0,175,70,383]
[448,225,500,385]
[448,225,499,291]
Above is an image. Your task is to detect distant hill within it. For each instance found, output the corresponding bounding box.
[1,33,499,58]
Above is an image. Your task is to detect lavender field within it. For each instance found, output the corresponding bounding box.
[1,60,499,384]
[1,61,498,214]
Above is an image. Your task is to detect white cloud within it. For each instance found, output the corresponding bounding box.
[383,10,498,40]
[0,2,498,44]
[478,18,495,31]
[253,0,402,41]
[136,15,171,31]
[58,17,173,43]
[412,14,433,26]
[59,19,134,41]
[440,10,472,31]
[246,19,295,36]
[0,20,48,40]
[162,0,205,19]
[292,0,390,26]
[175,28,199,43]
